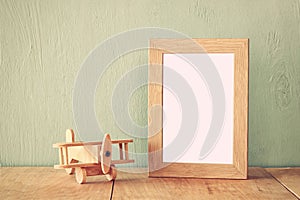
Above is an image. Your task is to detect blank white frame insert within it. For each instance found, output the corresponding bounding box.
[162,53,234,164]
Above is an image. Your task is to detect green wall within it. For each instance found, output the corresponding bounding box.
[0,0,299,167]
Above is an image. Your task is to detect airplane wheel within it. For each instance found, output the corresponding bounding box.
[65,159,79,175]
[106,164,117,181]
[75,167,86,184]
[65,168,75,175]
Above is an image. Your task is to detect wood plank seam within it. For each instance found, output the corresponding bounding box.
[110,180,115,200]
[267,172,300,199]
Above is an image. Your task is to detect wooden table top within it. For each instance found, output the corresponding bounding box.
[0,167,299,199]
[266,168,300,199]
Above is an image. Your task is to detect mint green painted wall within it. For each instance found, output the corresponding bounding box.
[1,0,299,167]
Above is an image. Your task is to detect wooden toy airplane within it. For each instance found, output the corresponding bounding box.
[53,129,134,184]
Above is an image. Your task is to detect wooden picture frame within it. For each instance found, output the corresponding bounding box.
[148,39,248,179]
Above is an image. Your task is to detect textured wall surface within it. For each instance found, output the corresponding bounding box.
[0,0,299,167]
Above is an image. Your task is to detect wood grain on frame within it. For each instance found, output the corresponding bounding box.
[148,39,248,179]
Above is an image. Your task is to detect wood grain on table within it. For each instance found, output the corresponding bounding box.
[0,167,112,199]
[266,168,300,199]
[0,167,298,199]
[113,167,296,199]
